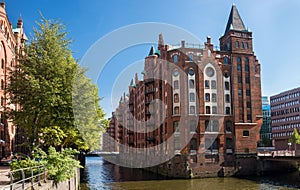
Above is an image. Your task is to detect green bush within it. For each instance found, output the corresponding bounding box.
[46,147,82,182]
[10,147,82,183]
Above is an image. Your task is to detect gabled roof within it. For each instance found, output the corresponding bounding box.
[224,4,246,34]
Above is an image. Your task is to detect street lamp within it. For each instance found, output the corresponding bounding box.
[288,142,292,151]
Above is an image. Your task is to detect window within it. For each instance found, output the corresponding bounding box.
[205,80,210,88]
[212,93,217,102]
[245,57,249,63]
[190,138,197,150]
[0,97,3,106]
[224,57,228,64]
[174,107,180,115]
[174,93,179,103]
[235,41,239,48]
[238,76,242,83]
[246,89,250,96]
[173,70,179,77]
[224,72,229,78]
[247,101,251,108]
[225,121,232,132]
[205,120,219,132]
[241,42,244,49]
[173,54,178,63]
[226,137,232,147]
[189,53,193,61]
[211,80,216,89]
[174,138,180,150]
[173,121,179,132]
[205,93,210,102]
[237,64,241,71]
[174,80,179,89]
[243,130,249,137]
[205,138,219,152]
[225,94,230,103]
[225,107,231,115]
[247,114,252,121]
[225,82,230,90]
[190,106,195,114]
[1,59,4,69]
[188,68,194,76]
[245,42,249,49]
[212,106,217,114]
[206,106,211,114]
[190,120,197,133]
[189,79,194,89]
[245,64,249,72]
[246,77,250,84]
[238,89,242,96]
[190,93,195,102]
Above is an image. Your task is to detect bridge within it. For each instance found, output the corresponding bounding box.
[86,151,119,156]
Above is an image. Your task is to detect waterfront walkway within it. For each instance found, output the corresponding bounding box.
[0,166,10,188]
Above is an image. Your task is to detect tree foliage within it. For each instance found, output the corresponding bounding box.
[8,16,107,152]
[289,128,300,150]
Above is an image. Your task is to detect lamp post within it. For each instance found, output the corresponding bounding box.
[288,142,292,152]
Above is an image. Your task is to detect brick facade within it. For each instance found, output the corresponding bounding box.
[0,2,26,158]
[103,5,262,177]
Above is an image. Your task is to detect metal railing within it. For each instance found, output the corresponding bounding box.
[0,165,47,190]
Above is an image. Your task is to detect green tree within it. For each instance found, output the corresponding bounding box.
[8,17,107,152]
[289,128,300,151]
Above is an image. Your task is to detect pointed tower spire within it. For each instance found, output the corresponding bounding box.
[148,46,155,56]
[224,4,246,34]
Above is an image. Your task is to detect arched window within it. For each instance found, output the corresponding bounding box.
[173,80,179,89]
[224,57,228,64]
[225,121,232,132]
[245,57,249,63]
[235,41,239,48]
[211,80,216,89]
[208,50,211,57]
[206,106,211,114]
[212,93,217,102]
[190,106,195,114]
[189,93,195,102]
[188,68,194,76]
[173,54,178,63]
[245,42,249,49]
[189,79,194,89]
[174,93,179,103]
[225,82,230,90]
[205,93,210,102]
[174,106,180,115]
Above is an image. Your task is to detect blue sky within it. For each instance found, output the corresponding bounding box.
[6,0,300,116]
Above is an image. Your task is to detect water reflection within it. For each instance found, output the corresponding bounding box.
[81,156,299,190]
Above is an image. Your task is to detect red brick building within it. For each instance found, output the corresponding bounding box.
[104,5,262,177]
[0,2,26,158]
[271,87,300,150]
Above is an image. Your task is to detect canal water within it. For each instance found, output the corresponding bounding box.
[80,156,300,190]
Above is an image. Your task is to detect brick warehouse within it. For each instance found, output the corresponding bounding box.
[103,5,262,177]
[0,2,26,158]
